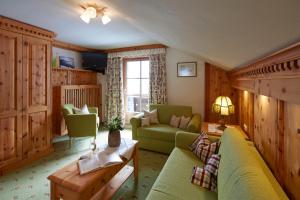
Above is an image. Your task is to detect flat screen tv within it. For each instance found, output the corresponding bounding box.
[81,52,108,73]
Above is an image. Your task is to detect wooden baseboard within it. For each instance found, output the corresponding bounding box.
[0,147,54,176]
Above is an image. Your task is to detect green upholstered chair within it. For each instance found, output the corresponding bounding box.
[62,104,100,148]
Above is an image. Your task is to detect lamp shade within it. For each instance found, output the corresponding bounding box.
[102,14,111,25]
[212,96,235,116]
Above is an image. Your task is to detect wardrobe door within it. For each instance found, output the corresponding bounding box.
[22,36,51,158]
[0,29,23,167]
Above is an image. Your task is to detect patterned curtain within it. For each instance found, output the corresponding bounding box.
[149,53,167,104]
[105,57,125,124]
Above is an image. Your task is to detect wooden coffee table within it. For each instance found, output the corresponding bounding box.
[48,141,139,200]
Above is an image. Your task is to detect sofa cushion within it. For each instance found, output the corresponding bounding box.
[137,124,180,142]
[205,154,221,176]
[194,141,219,163]
[150,104,192,124]
[191,165,217,192]
[141,117,150,127]
[144,109,159,124]
[147,147,217,200]
[179,116,191,129]
[169,115,180,128]
[189,131,210,151]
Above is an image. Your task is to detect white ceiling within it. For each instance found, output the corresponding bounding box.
[0,0,300,68]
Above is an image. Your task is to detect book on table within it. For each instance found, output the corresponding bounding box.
[78,151,123,175]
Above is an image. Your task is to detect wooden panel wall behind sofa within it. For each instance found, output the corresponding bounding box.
[204,62,238,124]
[229,42,300,199]
[284,103,300,198]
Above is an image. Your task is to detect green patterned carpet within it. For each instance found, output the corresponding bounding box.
[0,130,168,200]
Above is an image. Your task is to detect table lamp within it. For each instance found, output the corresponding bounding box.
[212,96,235,131]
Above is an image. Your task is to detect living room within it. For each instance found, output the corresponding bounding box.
[0,0,299,200]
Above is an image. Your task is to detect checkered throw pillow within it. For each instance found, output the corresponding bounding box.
[193,141,219,163]
[204,154,221,176]
[191,166,217,192]
[189,131,210,151]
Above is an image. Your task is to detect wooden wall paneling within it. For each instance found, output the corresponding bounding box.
[22,35,52,158]
[204,62,238,124]
[238,90,254,140]
[0,29,23,167]
[230,42,300,199]
[105,44,167,53]
[51,68,98,86]
[53,40,103,53]
[254,95,278,173]
[276,100,285,186]
[229,43,300,104]
[284,103,300,199]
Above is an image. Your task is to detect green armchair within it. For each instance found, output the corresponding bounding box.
[62,104,100,147]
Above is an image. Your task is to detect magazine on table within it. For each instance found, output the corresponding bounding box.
[77,151,123,175]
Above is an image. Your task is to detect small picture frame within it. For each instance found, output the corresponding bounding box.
[177,62,197,77]
[59,56,75,68]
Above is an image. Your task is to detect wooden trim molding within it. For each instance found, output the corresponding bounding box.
[229,42,300,79]
[53,40,104,53]
[0,15,55,40]
[105,44,167,53]
[229,42,300,104]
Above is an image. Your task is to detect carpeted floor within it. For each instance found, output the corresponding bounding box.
[0,129,169,200]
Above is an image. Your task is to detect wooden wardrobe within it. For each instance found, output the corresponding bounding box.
[0,16,54,174]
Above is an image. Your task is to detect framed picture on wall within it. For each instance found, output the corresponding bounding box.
[59,56,75,68]
[177,62,197,77]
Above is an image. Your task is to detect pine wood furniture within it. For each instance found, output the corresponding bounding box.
[48,141,139,200]
[0,16,54,175]
[201,122,249,140]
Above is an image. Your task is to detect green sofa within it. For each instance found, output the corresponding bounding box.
[146,127,288,200]
[130,104,201,154]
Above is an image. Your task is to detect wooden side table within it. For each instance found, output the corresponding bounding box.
[201,122,249,140]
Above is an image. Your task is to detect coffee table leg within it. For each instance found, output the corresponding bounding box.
[50,182,59,200]
[133,144,139,181]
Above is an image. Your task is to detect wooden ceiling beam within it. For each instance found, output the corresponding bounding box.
[104,44,167,53]
[53,40,104,53]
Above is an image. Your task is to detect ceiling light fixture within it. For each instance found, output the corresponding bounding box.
[101,14,111,25]
[80,5,111,25]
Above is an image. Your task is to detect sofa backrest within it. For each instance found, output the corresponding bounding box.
[150,104,192,124]
[218,128,288,200]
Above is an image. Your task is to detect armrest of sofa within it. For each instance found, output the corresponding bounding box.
[175,131,199,150]
[130,113,144,140]
[65,114,97,137]
[88,107,98,115]
[176,131,220,150]
[186,113,201,133]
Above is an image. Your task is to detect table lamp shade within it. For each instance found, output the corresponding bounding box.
[212,96,235,116]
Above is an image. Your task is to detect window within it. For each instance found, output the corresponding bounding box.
[124,58,150,113]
